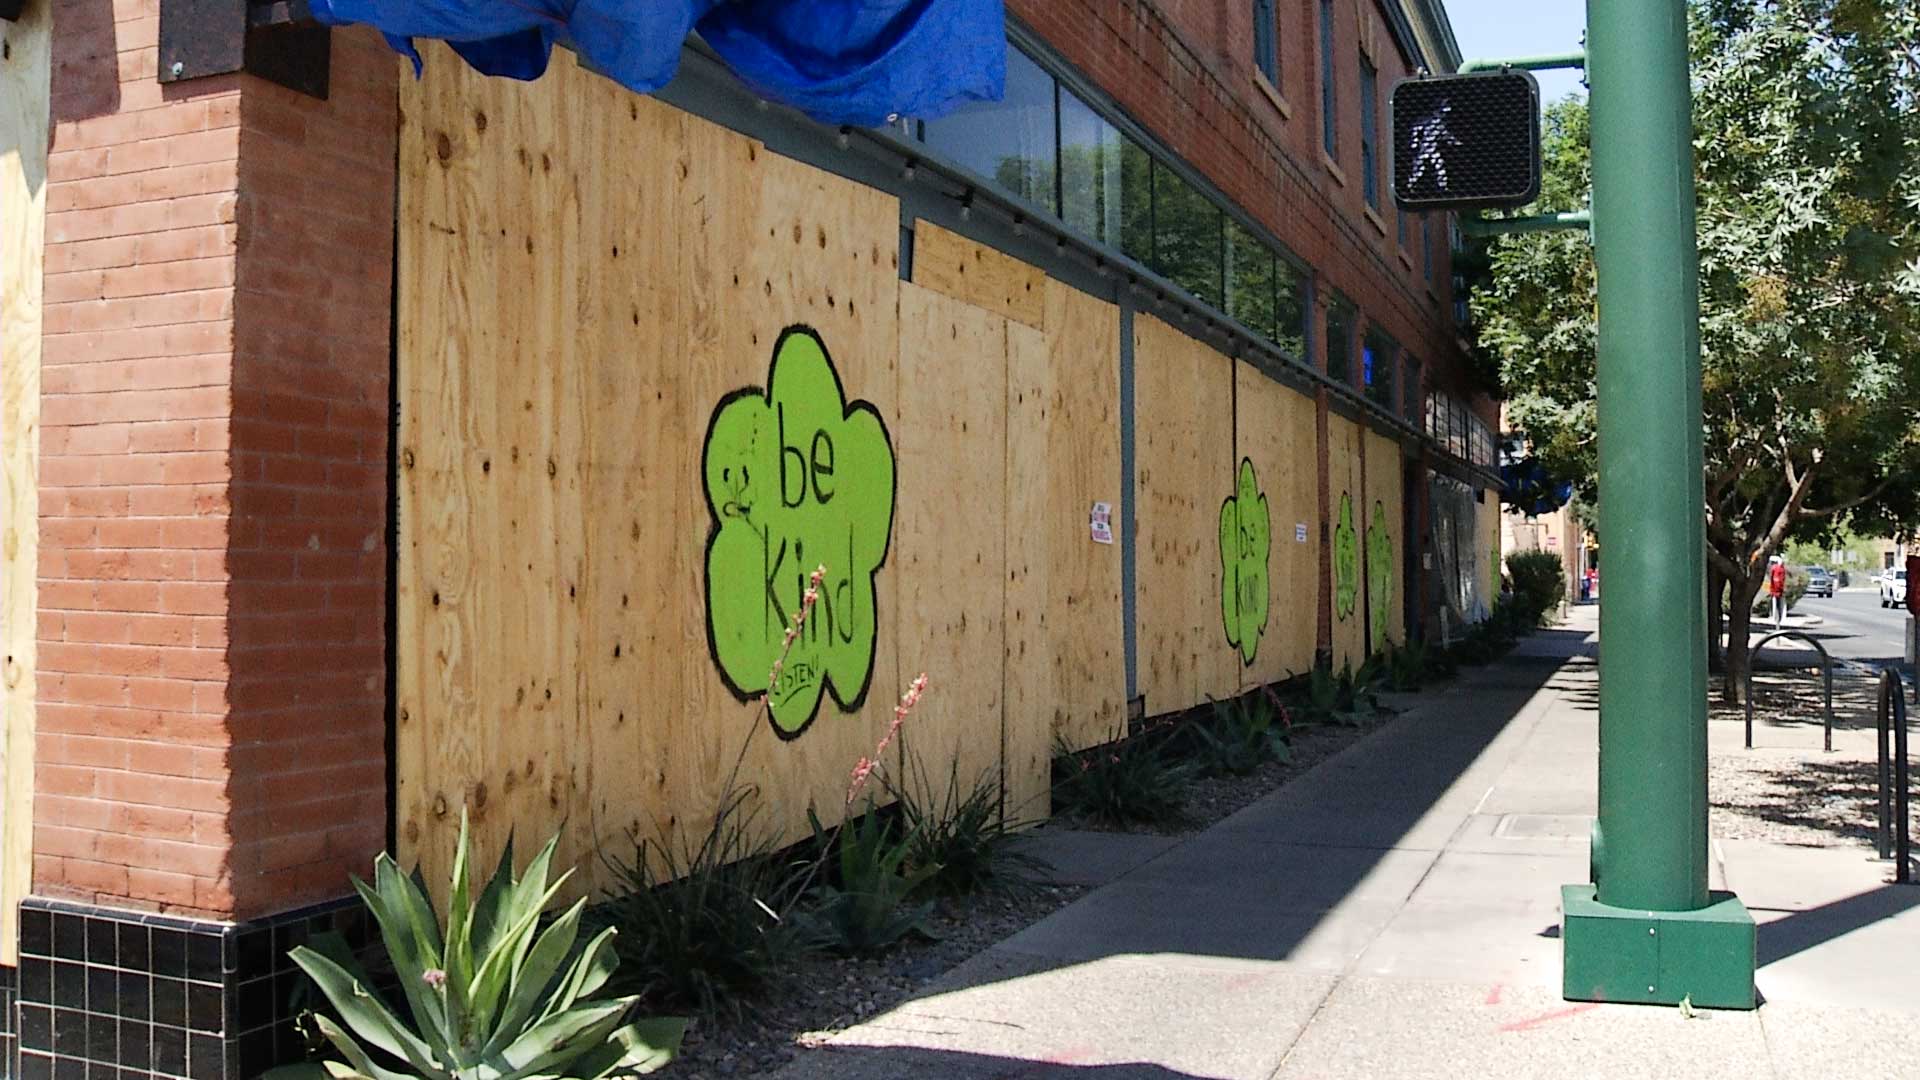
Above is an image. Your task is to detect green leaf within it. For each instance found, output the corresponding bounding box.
[541,926,619,1021]
[488,998,635,1080]
[289,947,443,1076]
[559,1016,687,1078]
[308,1014,423,1080]
[479,897,589,1058]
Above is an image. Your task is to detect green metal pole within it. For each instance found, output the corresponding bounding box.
[1560,0,1754,1009]
[1457,52,1586,75]
[1587,0,1706,916]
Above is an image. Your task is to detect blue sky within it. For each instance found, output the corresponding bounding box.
[1443,0,1588,106]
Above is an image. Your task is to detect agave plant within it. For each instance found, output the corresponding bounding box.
[267,813,684,1080]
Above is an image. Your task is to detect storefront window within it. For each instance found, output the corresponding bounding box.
[1327,298,1356,383]
[1226,218,1278,341]
[922,46,1058,214]
[1152,164,1223,307]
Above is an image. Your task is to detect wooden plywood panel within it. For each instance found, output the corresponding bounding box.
[1364,430,1406,651]
[1326,414,1366,672]
[1134,316,1237,717]
[893,283,1007,808]
[1043,282,1125,750]
[1234,367,1319,688]
[397,46,687,895]
[671,110,903,848]
[1002,319,1052,822]
[1,5,49,967]
[398,45,904,901]
[911,221,1046,331]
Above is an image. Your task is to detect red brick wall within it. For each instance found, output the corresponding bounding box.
[223,30,394,919]
[1009,0,1462,390]
[36,9,395,921]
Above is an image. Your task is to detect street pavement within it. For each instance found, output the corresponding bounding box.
[1790,587,1912,669]
[766,606,1920,1080]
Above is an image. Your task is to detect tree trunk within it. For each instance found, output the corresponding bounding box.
[1721,571,1766,706]
[1706,562,1725,673]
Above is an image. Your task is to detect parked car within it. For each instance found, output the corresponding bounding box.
[1881,567,1909,609]
[1804,567,1835,598]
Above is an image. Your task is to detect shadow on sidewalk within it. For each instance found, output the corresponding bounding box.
[776,1044,1211,1078]
[1756,882,1920,967]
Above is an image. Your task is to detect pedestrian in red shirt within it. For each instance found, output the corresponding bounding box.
[1768,557,1788,628]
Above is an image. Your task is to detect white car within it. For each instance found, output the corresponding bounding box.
[1881,568,1908,608]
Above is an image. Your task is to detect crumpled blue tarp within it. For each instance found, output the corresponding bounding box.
[308,0,1006,126]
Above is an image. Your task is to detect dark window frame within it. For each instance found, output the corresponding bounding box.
[1359,53,1379,209]
[1253,0,1278,85]
[1319,0,1338,157]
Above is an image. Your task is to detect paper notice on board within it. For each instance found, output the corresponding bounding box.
[1090,501,1114,544]
[1295,522,1308,543]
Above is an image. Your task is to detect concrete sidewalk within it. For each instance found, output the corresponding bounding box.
[768,607,1920,1079]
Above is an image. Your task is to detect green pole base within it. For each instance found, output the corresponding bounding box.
[1561,884,1757,1010]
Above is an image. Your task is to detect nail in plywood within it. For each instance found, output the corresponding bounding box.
[1133,316,1238,717]
[1364,429,1406,651]
[911,220,1047,331]
[0,2,49,966]
[893,283,1008,807]
[1040,282,1126,750]
[1326,413,1366,672]
[1235,365,1319,688]
[1001,317,1053,821]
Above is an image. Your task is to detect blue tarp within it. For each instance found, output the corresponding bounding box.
[309,0,1006,126]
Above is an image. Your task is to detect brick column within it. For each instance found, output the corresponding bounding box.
[24,11,395,1079]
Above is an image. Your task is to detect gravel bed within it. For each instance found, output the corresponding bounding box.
[666,884,1084,1078]
[1707,668,1890,849]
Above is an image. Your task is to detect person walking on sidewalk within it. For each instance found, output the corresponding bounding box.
[1769,555,1788,628]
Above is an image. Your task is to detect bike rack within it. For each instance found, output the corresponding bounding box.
[1878,669,1912,885]
[1744,630,1835,752]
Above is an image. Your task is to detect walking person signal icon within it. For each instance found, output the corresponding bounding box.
[1392,70,1542,211]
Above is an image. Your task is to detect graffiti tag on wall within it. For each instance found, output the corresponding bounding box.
[1333,492,1359,621]
[1219,458,1271,665]
[1368,500,1393,648]
[703,327,896,737]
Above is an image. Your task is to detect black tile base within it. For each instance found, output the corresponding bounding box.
[16,897,366,1080]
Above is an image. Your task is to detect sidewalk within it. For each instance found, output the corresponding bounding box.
[767,606,1920,1079]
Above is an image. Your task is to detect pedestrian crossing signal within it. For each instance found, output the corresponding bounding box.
[1392,70,1541,211]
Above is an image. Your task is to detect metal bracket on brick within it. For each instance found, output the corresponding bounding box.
[158,0,330,100]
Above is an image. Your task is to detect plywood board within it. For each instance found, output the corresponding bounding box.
[1001,318,1053,822]
[398,45,906,902]
[911,220,1047,331]
[1041,282,1126,751]
[1133,316,1237,717]
[1364,430,1406,651]
[892,283,1007,810]
[1326,414,1366,673]
[0,3,49,967]
[1234,367,1319,688]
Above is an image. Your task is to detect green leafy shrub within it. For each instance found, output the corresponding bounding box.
[1192,692,1293,776]
[267,813,684,1080]
[599,787,810,1020]
[795,801,938,954]
[885,756,1048,898]
[1052,730,1193,827]
[1292,660,1379,727]
[1506,551,1566,626]
[1385,639,1441,691]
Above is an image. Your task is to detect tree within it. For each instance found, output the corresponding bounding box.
[1473,0,1920,704]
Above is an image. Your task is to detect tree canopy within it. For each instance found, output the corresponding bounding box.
[1471,0,1920,699]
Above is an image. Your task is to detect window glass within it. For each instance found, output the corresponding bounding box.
[1363,328,1395,407]
[1320,0,1337,156]
[1120,137,1155,265]
[922,46,1058,214]
[1254,0,1278,83]
[1060,89,1132,248]
[1360,55,1379,208]
[1403,356,1421,420]
[1226,218,1278,341]
[1326,297,1355,383]
[1153,164,1223,307]
[1274,258,1308,360]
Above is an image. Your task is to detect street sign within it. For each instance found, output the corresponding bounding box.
[1392,70,1542,211]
